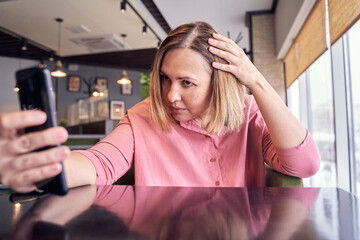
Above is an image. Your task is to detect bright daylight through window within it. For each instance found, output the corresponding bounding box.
[347,21,360,195]
[287,20,359,193]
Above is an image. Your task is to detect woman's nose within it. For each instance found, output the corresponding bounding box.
[167,84,181,103]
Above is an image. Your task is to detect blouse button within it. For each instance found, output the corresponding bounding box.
[215,181,220,186]
[209,158,216,163]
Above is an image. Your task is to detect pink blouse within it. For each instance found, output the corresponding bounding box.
[76,95,320,187]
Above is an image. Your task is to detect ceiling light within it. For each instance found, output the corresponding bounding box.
[91,89,105,97]
[120,0,126,12]
[117,70,131,85]
[51,60,67,77]
[142,24,147,35]
[51,18,66,77]
[21,38,27,51]
[49,50,55,62]
[92,90,99,97]
[120,0,162,48]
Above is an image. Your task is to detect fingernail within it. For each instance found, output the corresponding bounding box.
[56,130,66,140]
[57,148,70,158]
[35,112,47,123]
[52,163,61,172]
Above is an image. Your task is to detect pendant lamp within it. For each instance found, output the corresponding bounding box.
[51,60,67,77]
[117,70,131,85]
[51,18,67,77]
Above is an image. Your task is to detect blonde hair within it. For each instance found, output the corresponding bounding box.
[150,22,246,135]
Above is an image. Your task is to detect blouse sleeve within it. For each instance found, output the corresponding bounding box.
[262,127,321,178]
[74,115,135,185]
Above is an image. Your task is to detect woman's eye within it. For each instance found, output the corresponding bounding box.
[183,80,194,87]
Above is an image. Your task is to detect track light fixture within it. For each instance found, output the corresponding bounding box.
[49,50,55,62]
[120,0,126,12]
[122,0,162,47]
[21,38,27,51]
[142,24,147,35]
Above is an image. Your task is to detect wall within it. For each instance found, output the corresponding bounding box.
[44,60,142,121]
[0,56,39,114]
[0,56,143,121]
[252,14,286,102]
[274,0,304,55]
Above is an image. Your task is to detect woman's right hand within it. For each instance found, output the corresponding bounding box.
[0,110,70,193]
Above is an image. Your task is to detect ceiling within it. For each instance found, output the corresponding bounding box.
[0,0,273,69]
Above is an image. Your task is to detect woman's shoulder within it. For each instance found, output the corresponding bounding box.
[244,94,259,114]
[127,97,151,117]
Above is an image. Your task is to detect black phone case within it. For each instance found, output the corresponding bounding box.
[16,66,68,196]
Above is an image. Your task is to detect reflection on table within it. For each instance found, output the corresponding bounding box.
[0,186,359,240]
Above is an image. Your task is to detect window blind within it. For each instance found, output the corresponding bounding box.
[328,0,360,44]
[284,44,297,88]
[284,0,327,88]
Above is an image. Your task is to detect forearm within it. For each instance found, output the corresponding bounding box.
[35,185,97,225]
[249,77,307,148]
[63,152,97,188]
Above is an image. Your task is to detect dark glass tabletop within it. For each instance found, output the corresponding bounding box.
[0,186,359,239]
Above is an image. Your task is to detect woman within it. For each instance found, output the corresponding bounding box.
[0,22,320,192]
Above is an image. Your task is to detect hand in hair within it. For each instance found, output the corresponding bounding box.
[208,32,309,150]
[208,33,265,91]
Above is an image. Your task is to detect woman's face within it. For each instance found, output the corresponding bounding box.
[160,48,212,123]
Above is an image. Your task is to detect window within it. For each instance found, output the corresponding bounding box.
[307,51,336,187]
[287,51,336,188]
[347,21,360,195]
[284,0,359,192]
[286,79,300,121]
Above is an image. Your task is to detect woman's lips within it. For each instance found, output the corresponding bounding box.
[171,106,186,114]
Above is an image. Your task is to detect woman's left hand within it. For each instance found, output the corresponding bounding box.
[208,33,264,90]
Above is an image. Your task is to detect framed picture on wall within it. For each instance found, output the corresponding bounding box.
[121,83,132,95]
[90,102,95,119]
[97,101,109,118]
[68,75,81,92]
[96,77,108,92]
[110,100,125,120]
[78,99,89,120]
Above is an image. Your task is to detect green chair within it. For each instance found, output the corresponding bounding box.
[62,135,103,150]
[265,165,304,187]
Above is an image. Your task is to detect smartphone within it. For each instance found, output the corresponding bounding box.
[15,65,68,196]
